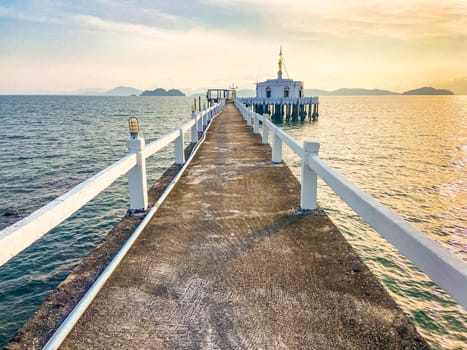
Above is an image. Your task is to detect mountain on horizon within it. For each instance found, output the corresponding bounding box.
[103,86,142,96]
[75,86,141,96]
[69,88,107,95]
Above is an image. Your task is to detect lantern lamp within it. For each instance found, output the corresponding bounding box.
[128,117,139,137]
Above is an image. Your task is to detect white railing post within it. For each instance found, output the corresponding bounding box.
[203,110,208,128]
[127,132,148,212]
[300,141,320,210]
[262,114,269,144]
[253,113,259,133]
[203,105,208,123]
[208,105,213,122]
[246,108,252,126]
[175,128,185,165]
[197,111,203,133]
[191,111,198,143]
[272,129,283,163]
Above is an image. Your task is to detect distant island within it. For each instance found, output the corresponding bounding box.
[68,86,186,96]
[402,87,454,95]
[140,88,185,96]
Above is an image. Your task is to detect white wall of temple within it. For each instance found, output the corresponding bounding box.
[256,79,303,99]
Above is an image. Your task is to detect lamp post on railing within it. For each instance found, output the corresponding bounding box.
[127,117,148,212]
[301,141,320,210]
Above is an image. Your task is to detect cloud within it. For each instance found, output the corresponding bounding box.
[0,1,465,92]
[203,0,467,40]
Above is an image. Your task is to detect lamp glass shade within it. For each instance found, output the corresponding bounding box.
[128,117,139,135]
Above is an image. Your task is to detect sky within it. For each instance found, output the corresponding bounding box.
[0,0,466,94]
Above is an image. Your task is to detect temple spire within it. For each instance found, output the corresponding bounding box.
[277,46,283,79]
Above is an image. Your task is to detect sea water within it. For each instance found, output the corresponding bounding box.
[0,95,465,348]
[281,96,466,349]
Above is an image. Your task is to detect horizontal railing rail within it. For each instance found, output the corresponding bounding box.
[0,101,225,267]
[237,96,319,105]
[234,99,467,309]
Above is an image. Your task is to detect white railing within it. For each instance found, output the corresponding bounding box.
[237,96,319,105]
[235,100,467,309]
[0,101,225,267]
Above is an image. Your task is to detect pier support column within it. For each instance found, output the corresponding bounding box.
[300,104,305,122]
[273,103,282,123]
[292,104,298,122]
[300,141,320,210]
[127,118,148,212]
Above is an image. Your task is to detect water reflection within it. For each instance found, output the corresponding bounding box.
[282,96,467,349]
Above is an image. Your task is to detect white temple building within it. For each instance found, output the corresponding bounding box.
[238,49,319,123]
[256,48,304,99]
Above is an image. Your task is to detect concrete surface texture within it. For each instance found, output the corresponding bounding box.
[14,103,430,349]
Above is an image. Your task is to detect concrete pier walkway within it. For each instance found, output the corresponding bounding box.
[13,103,429,349]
